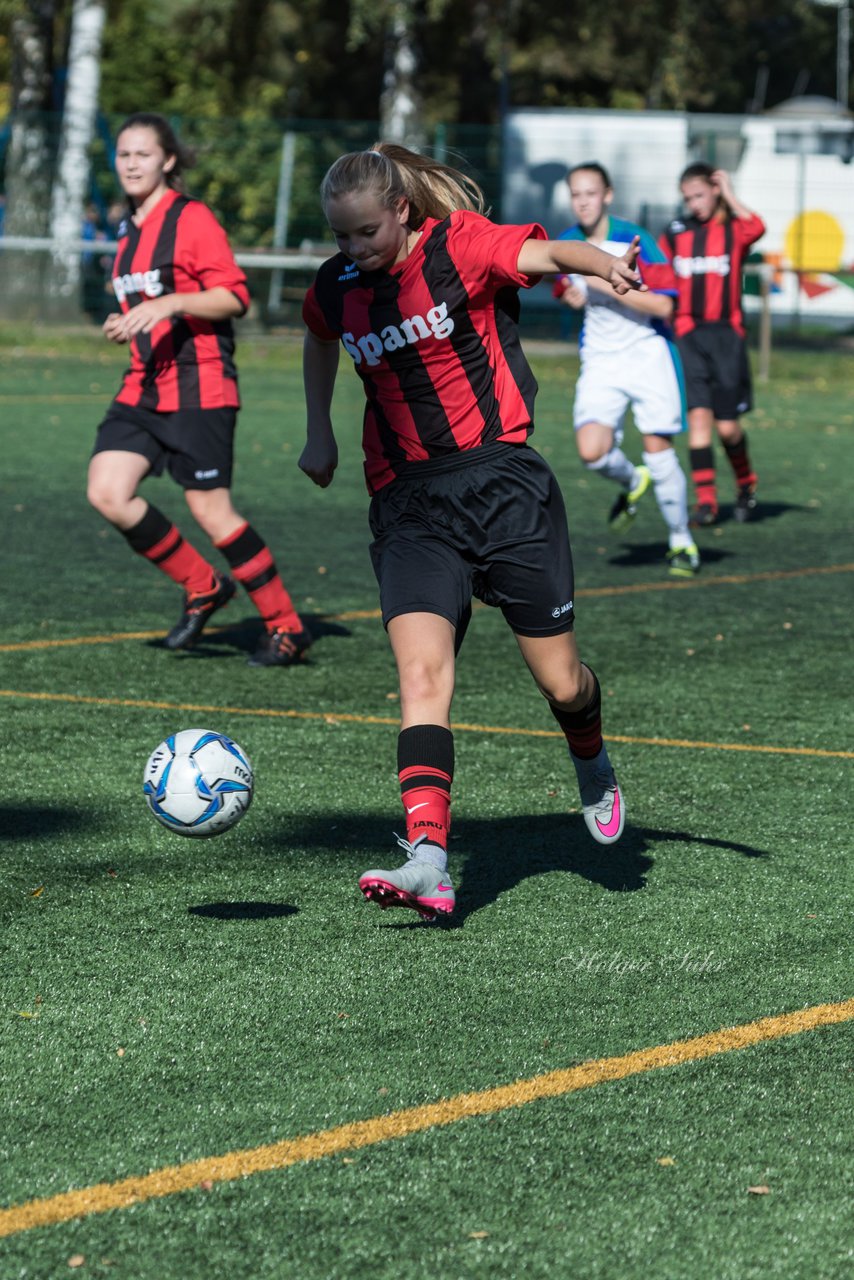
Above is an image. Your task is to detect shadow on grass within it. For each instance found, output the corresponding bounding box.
[188,901,298,921]
[0,803,91,841]
[607,541,734,570]
[716,499,810,525]
[257,812,769,929]
[142,610,352,661]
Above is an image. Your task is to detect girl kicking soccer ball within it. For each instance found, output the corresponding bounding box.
[300,143,640,919]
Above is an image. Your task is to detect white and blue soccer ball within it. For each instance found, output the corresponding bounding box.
[143,729,253,837]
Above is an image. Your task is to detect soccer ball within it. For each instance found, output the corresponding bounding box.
[143,729,254,838]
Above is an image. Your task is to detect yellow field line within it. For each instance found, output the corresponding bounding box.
[1,688,850,759]
[0,630,174,652]
[576,561,854,597]
[1,997,851,1239]
[0,688,849,759]
[1,563,851,655]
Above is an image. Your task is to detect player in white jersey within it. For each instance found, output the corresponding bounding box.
[556,163,699,577]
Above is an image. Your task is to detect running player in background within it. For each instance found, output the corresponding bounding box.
[659,164,766,526]
[87,113,310,666]
[300,143,641,921]
[555,162,698,578]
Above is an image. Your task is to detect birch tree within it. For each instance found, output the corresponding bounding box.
[379,0,425,148]
[0,1,56,316]
[46,0,106,314]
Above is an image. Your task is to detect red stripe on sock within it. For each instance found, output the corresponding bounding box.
[229,547,274,585]
[691,468,718,508]
[141,527,214,596]
[246,578,301,632]
[215,520,249,551]
[400,785,451,849]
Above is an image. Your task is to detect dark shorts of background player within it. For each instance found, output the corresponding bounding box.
[677,324,752,420]
[92,402,236,490]
[368,442,576,639]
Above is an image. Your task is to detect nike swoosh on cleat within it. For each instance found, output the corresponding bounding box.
[405,802,429,814]
[437,883,454,892]
[596,788,622,838]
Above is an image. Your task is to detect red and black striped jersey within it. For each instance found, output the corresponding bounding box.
[658,212,765,338]
[302,211,547,493]
[111,188,250,411]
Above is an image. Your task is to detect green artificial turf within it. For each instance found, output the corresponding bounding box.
[0,332,852,1278]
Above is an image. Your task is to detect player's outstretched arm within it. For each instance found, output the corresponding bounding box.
[518,235,646,296]
[300,331,340,489]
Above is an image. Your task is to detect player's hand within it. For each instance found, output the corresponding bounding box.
[562,283,588,309]
[102,312,128,343]
[299,434,339,488]
[609,236,646,295]
[116,296,178,339]
[711,169,733,200]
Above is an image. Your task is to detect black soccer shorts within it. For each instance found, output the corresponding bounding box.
[677,325,753,420]
[92,402,237,490]
[368,442,576,638]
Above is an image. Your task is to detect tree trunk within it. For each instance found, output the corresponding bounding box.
[46,0,107,318]
[0,2,56,319]
[379,1,425,149]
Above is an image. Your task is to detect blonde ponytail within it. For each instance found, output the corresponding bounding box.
[320,142,486,228]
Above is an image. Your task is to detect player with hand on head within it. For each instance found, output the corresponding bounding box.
[659,164,765,526]
[87,112,310,667]
[556,162,698,578]
[300,143,640,921]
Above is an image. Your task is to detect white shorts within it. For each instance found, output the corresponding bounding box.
[573,337,686,438]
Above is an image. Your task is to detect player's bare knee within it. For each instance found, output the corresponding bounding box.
[86,481,124,523]
[537,670,586,708]
[398,657,452,706]
[578,443,606,468]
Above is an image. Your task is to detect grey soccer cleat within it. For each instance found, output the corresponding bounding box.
[571,745,625,845]
[359,835,455,920]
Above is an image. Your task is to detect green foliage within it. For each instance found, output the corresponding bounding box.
[0,0,846,246]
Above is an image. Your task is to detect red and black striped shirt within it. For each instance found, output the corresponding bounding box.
[111,188,250,411]
[302,211,547,493]
[658,212,765,338]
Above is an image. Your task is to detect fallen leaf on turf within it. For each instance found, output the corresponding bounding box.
[468,1231,489,1239]
[199,1179,213,1191]
[336,1012,350,1020]
[68,1256,85,1269]
[657,1157,676,1166]
[747,1185,771,1195]
[16,1011,38,1018]
[31,886,44,898]
[342,1158,355,1165]
[116,1047,125,1057]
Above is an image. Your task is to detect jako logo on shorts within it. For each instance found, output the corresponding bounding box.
[342,302,454,367]
[551,601,573,619]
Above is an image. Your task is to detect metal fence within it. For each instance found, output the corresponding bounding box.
[3,108,853,336]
